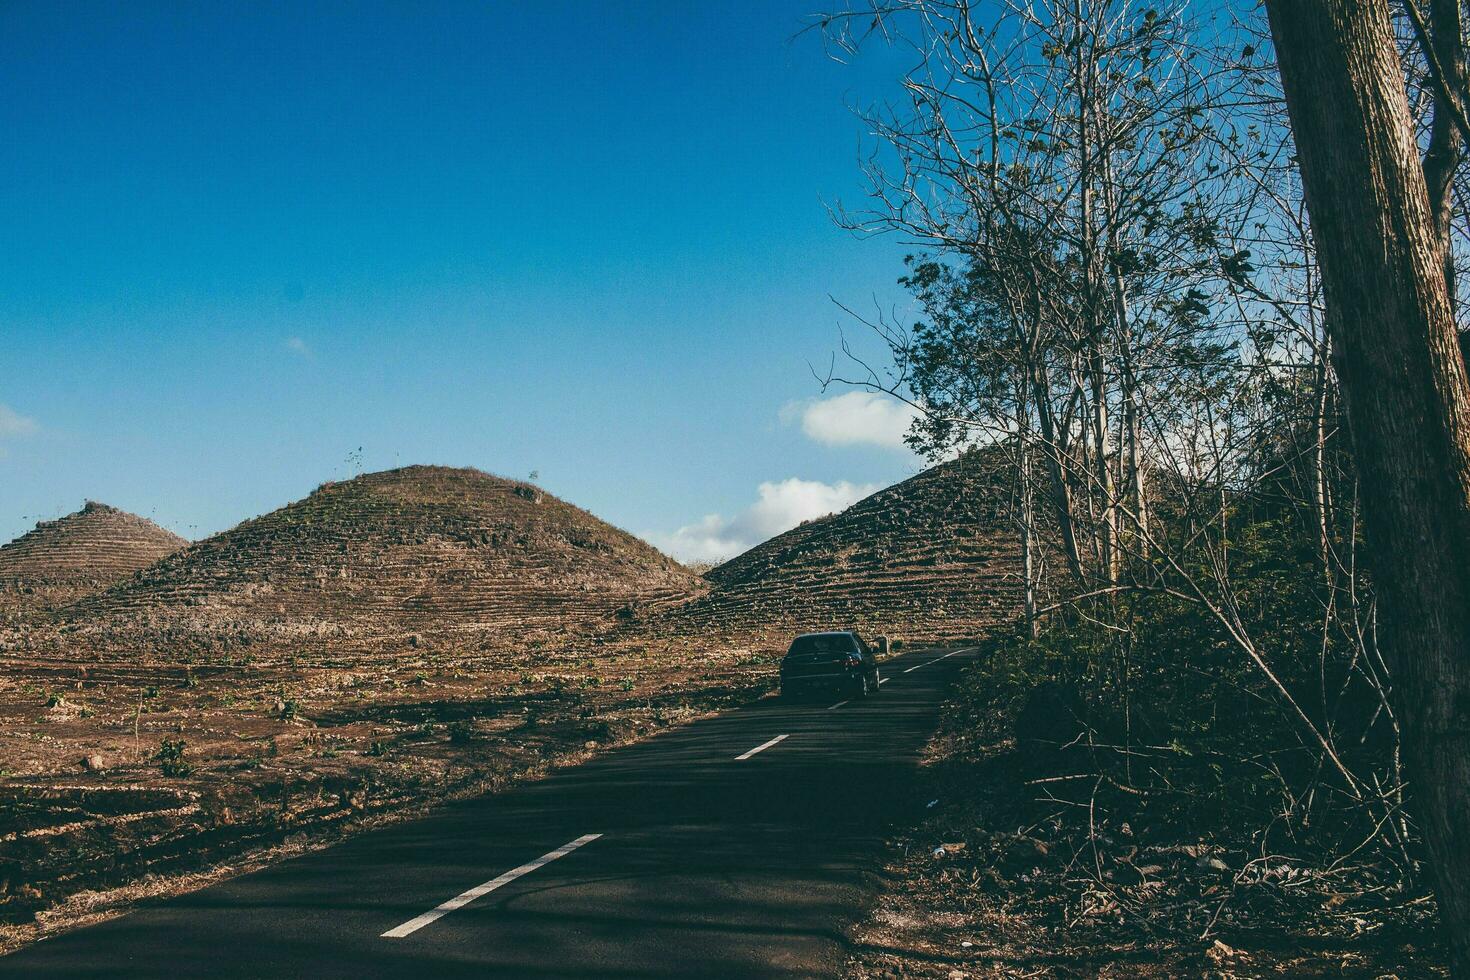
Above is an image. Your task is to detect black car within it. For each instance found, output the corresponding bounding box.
[779,631,881,699]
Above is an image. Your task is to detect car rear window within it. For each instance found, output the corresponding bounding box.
[786,634,857,657]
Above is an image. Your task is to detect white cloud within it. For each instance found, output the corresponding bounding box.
[649,477,881,565]
[785,391,921,451]
[0,403,38,438]
[285,336,312,357]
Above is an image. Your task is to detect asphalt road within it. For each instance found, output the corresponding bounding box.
[2,646,975,979]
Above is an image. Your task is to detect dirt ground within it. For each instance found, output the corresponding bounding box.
[0,627,785,954]
[842,690,1447,978]
[4,629,1449,975]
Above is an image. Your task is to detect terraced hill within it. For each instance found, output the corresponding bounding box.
[0,503,187,620]
[642,449,1023,645]
[61,466,702,650]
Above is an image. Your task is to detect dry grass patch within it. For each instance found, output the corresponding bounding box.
[844,727,1446,979]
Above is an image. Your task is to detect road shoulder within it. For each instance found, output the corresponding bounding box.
[842,662,1447,979]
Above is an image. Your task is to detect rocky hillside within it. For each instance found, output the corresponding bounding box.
[0,502,187,620]
[642,449,1024,646]
[59,466,702,651]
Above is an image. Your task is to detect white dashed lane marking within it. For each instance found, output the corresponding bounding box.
[382,834,602,938]
[735,734,789,761]
[902,650,961,674]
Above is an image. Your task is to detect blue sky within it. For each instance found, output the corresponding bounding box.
[0,1,928,561]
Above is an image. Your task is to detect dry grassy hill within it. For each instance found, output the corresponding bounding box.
[0,502,187,621]
[57,466,702,652]
[640,448,1024,646]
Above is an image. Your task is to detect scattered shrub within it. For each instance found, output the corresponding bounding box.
[155,739,192,777]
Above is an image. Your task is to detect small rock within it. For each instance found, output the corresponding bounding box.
[1197,854,1231,873]
[1001,835,1046,867]
[80,753,107,771]
[1207,939,1245,963]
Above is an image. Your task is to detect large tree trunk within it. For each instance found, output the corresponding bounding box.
[1265,1,1470,971]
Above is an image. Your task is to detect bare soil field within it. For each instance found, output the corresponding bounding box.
[0,629,785,952]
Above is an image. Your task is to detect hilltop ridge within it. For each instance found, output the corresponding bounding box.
[0,502,187,619]
[59,465,703,651]
[640,448,1024,645]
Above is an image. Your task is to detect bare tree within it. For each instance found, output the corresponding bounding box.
[818,0,1440,954]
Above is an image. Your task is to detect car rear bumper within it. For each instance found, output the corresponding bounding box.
[781,671,858,691]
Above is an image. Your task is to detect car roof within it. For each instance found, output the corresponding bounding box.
[794,631,856,639]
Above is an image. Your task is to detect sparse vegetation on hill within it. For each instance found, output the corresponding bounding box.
[54,465,702,654]
[644,449,1023,646]
[0,503,186,622]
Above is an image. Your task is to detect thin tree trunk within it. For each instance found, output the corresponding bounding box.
[1313,333,1333,575]
[1266,1,1470,970]
[1031,357,1087,583]
[1073,3,1116,585]
[1089,348,1116,582]
[1021,471,1037,639]
[1417,0,1466,299]
[1018,380,1039,639]
[1117,288,1147,556]
[1023,455,1034,640]
[1103,135,1146,562]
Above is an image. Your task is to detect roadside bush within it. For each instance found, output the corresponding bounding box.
[961,507,1404,864]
